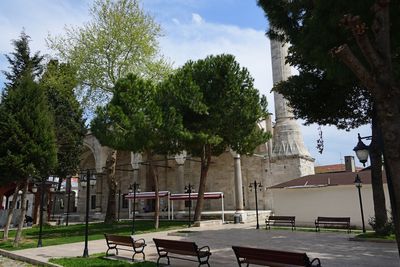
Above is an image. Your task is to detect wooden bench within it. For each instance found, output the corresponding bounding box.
[266,216,296,231]
[153,238,211,266]
[232,246,321,267]
[104,234,146,261]
[315,216,351,233]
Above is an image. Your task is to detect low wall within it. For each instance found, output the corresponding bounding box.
[270,184,391,228]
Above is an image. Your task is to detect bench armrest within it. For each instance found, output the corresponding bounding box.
[198,245,210,253]
[310,257,321,267]
[135,238,146,244]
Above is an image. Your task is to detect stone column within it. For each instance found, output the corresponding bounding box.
[131,152,142,183]
[95,174,103,213]
[230,150,246,223]
[175,151,187,211]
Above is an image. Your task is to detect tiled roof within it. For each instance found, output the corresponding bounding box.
[269,169,386,189]
[314,164,363,173]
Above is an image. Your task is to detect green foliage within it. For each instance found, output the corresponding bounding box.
[0,33,57,183]
[255,0,400,129]
[50,254,156,267]
[47,0,171,109]
[0,75,57,179]
[91,74,183,155]
[40,60,86,178]
[164,54,270,156]
[369,216,395,236]
[0,220,186,250]
[3,31,44,88]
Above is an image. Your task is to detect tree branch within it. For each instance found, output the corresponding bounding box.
[341,14,385,71]
[332,44,378,92]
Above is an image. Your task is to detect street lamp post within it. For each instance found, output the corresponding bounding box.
[117,188,121,222]
[185,184,194,228]
[37,178,45,247]
[32,178,56,247]
[249,180,263,229]
[80,169,96,258]
[65,177,71,226]
[129,182,140,234]
[354,174,366,233]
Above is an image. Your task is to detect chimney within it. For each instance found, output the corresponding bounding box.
[344,156,356,172]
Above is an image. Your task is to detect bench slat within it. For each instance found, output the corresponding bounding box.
[232,246,320,267]
[315,217,351,233]
[317,216,350,222]
[153,238,211,267]
[266,216,296,231]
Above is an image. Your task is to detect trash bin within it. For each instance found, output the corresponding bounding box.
[234,214,242,224]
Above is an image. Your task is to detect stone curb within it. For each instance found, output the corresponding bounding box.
[349,237,396,243]
[0,248,61,267]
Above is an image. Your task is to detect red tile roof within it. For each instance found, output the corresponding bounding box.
[314,164,362,173]
[269,169,386,189]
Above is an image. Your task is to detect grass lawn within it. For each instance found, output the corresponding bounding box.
[355,232,396,241]
[265,225,366,234]
[0,220,186,250]
[50,253,156,267]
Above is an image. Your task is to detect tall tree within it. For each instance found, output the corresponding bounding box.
[3,31,43,88]
[0,32,57,244]
[0,74,57,246]
[40,60,86,186]
[164,54,270,223]
[40,60,86,220]
[47,0,171,223]
[258,0,400,253]
[91,74,185,228]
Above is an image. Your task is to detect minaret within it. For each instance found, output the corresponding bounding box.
[268,38,315,186]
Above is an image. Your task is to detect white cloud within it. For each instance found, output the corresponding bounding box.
[191,13,203,25]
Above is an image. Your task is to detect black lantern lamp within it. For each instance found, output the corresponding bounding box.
[184,184,194,228]
[79,170,97,257]
[353,133,370,166]
[34,178,57,247]
[128,182,140,234]
[249,180,263,230]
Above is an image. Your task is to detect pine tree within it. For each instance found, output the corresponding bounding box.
[0,32,57,246]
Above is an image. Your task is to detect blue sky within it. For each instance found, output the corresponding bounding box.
[0,0,371,166]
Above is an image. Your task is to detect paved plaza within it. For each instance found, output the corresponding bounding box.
[3,222,399,266]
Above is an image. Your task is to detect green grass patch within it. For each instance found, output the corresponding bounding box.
[50,253,156,267]
[0,220,186,250]
[356,232,396,240]
[266,226,365,234]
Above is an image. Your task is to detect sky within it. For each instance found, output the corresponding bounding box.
[0,0,371,166]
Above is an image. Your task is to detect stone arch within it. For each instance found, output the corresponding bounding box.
[82,132,111,173]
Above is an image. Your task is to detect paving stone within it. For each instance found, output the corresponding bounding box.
[0,255,33,266]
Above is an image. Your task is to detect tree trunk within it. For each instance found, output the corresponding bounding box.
[2,182,21,241]
[148,152,160,229]
[193,144,212,223]
[104,150,117,224]
[375,95,400,256]
[13,179,29,247]
[370,107,388,235]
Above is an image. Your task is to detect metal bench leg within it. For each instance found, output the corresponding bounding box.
[106,245,117,256]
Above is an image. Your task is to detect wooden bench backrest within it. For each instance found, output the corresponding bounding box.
[268,216,295,221]
[232,246,309,266]
[153,238,198,253]
[317,217,350,222]
[105,234,133,244]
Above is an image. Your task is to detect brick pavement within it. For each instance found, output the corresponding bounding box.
[2,222,399,266]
